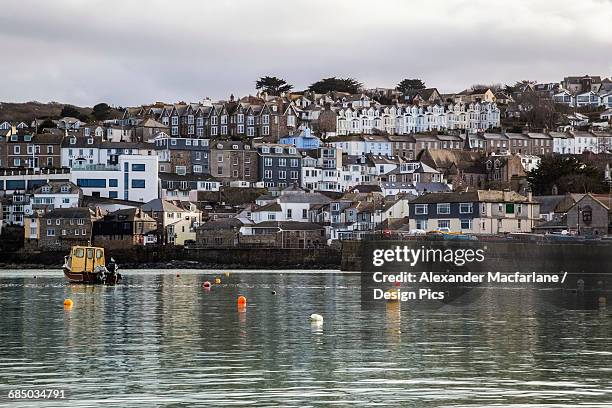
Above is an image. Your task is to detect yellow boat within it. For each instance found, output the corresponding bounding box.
[63,245,121,284]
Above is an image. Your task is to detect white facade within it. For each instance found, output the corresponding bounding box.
[70,154,159,202]
[334,102,500,136]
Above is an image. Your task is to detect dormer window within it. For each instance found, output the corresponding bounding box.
[275,147,283,154]
[84,128,90,136]
[289,148,296,154]
[61,186,70,193]
[70,138,76,145]
[87,138,93,145]
[217,143,223,149]
[232,144,238,150]
[261,146,270,154]
[42,186,51,193]
[24,135,32,142]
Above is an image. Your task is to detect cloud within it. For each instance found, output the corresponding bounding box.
[0,0,610,106]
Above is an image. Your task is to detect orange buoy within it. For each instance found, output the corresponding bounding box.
[202,281,211,289]
[63,299,73,307]
[237,295,247,306]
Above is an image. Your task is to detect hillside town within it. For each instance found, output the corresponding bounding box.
[2,74,612,253]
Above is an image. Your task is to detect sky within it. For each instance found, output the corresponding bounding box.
[1,0,611,107]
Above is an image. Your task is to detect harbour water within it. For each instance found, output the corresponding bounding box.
[0,270,611,407]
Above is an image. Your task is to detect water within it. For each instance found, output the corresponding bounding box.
[0,269,611,407]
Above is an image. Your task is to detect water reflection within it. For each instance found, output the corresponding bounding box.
[0,270,610,407]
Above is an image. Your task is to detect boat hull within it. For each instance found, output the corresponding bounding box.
[63,267,121,285]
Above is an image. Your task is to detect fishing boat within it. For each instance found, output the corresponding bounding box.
[63,245,121,284]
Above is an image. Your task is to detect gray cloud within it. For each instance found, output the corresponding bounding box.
[0,0,611,106]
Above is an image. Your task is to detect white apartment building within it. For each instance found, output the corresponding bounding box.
[70,154,159,202]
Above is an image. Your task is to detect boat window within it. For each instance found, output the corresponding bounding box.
[86,248,94,259]
[75,248,84,258]
[96,249,103,259]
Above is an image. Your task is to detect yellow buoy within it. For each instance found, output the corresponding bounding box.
[215,277,221,284]
[63,299,74,307]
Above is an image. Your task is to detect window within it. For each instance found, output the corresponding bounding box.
[460,219,472,230]
[47,228,55,236]
[109,191,118,199]
[264,158,272,166]
[279,170,287,179]
[459,203,473,214]
[176,166,186,176]
[278,158,286,167]
[290,159,299,167]
[287,209,292,218]
[131,179,146,188]
[290,171,298,179]
[415,219,427,230]
[438,220,450,229]
[109,179,118,187]
[47,146,53,154]
[302,209,308,219]
[14,146,20,154]
[437,203,450,214]
[193,165,202,173]
[415,204,428,215]
[505,203,515,214]
[268,213,276,220]
[76,179,106,188]
[264,170,272,179]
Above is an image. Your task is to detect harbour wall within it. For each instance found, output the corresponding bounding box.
[0,247,341,270]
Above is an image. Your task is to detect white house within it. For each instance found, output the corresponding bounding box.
[70,154,159,202]
[31,181,81,210]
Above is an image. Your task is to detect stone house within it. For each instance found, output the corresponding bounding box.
[566,194,610,236]
[196,217,245,248]
[210,140,258,184]
[38,207,99,251]
[92,208,158,249]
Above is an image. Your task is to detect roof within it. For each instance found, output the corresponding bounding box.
[198,218,244,230]
[350,184,382,193]
[411,190,530,204]
[254,202,282,212]
[42,207,94,219]
[250,221,324,231]
[32,181,80,195]
[141,198,185,213]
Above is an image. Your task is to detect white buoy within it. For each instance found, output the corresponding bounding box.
[309,313,324,322]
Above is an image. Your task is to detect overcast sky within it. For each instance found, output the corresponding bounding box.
[1,0,611,107]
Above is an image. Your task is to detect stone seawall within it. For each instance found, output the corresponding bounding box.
[0,247,341,270]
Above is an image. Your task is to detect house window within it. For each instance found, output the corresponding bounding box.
[302,209,308,219]
[264,158,272,167]
[414,204,428,215]
[415,219,427,230]
[193,165,202,173]
[287,209,292,218]
[131,164,146,171]
[264,170,272,179]
[278,170,287,179]
[438,220,450,229]
[290,171,298,179]
[459,203,473,214]
[437,203,450,214]
[176,166,187,176]
[131,179,146,188]
[460,219,472,230]
[47,228,55,236]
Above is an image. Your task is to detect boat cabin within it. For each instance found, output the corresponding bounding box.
[68,246,106,273]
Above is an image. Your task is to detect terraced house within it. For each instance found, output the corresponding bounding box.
[408,190,539,234]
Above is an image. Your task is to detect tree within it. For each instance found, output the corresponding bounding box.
[396,78,426,94]
[308,77,363,94]
[60,105,90,122]
[91,103,113,121]
[527,155,605,195]
[37,118,55,130]
[255,76,293,96]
